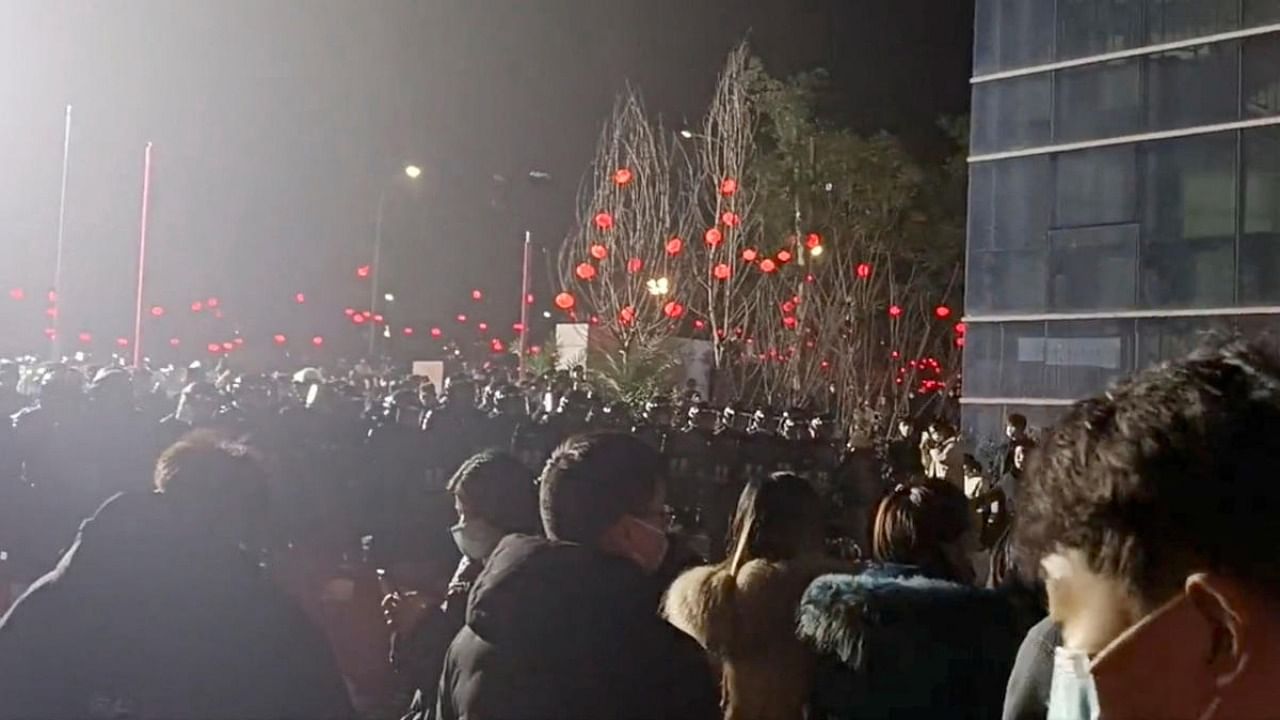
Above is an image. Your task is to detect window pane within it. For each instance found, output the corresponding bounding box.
[974,0,1056,74]
[1049,225,1139,310]
[1147,42,1240,131]
[1243,35,1280,119]
[967,251,1047,313]
[1054,146,1139,227]
[1245,0,1280,25]
[961,323,1002,398]
[968,164,996,251]
[1054,59,1143,142]
[1057,0,1144,59]
[1001,322,1048,398]
[1137,317,1232,368]
[1146,0,1239,44]
[1140,237,1234,307]
[972,75,1052,154]
[994,156,1052,250]
[1142,134,1238,244]
[1239,128,1280,303]
[1042,319,1135,399]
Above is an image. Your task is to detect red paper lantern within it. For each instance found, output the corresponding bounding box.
[477,322,489,332]
[626,257,643,274]
[888,305,903,318]
[222,341,235,351]
[344,308,355,316]
[713,263,732,281]
[594,212,614,231]
[191,301,204,312]
[402,327,415,337]
[472,289,483,301]
[741,248,758,262]
[777,249,794,264]
[356,265,371,279]
[589,244,609,260]
[782,300,797,314]
[805,233,822,249]
[512,323,525,333]
[207,297,220,309]
[935,305,952,319]
[207,342,221,353]
[490,338,506,353]
[783,316,798,329]
[169,338,181,347]
[590,315,601,325]
[294,292,306,304]
[430,327,443,338]
[77,332,92,344]
[855,263,873,279]
[665,237,684,255]
[525,293,535,305]
[352,314,366,325]
[704,228,723,247]
[312,336,325,347]
[47,290,58,303]
[955,322,967,334]
[150,305,164,317]
[8,288,24,301]
[44,307,57,318]
[554,292,576,310]
[663,301,685,319]
[619,305,636,325]
[759,259,778,273]
[456,313,468,323]
[956,337,966,348]
[694,319,706,330]
[720,211,741,227]
[575,263,597,281]
[613,167,634,186]
[373,314,385,324]
[273,334,287,345]
[805,274,815,283]
[720,177,739,196]
[116,338,129,348]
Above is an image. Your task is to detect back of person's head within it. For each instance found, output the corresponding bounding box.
[962,454,983,477]
[872,481,973,583]
[1019,339,1280,622]
[1007,413,1028,432]
[154,430,270,548]
[449,449,540,536]
[539,432,664,544]
[725,472,825,571]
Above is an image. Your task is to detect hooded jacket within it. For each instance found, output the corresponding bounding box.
[433,534,717,720]
[0,492,352,720]
[662,556,850,720]
[796,565,1030,720]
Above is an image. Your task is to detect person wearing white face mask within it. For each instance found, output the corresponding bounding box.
[1016,340,1280,720]
[383,449,540,720]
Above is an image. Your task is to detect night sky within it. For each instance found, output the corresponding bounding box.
[0,0,973,357]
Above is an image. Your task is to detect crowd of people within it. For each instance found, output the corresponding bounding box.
[2,338,1278,719]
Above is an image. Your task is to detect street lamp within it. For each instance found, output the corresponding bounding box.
[384,292,396,303]
[679,129,694,139]
[370,164,421,356]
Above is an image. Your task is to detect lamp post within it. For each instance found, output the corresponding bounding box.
[369,164,421,357]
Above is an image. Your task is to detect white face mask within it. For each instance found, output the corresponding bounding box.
[1047,647,1101,720]
[450,519,507,561]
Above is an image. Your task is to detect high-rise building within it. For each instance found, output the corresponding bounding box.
[964,1,1280,439]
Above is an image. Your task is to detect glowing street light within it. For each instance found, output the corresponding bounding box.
[404,164,422,179]
[809,244,825,257]
[646,277,671,296]
[679,129,694,139]
[384,292,396,303]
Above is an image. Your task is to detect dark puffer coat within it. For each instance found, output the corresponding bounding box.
[433,534,718,720]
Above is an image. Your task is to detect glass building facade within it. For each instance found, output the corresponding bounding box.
[964,1,1280,439]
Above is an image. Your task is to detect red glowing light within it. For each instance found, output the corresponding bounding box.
[77,332,92,344]
[344,308,355,316]
[626,257,643,274]
[783,316,797,329]
[477,322,489,332]
[704,228,723,247]
[512,323,525,333]
[430,327,443,338]
[805,233,822,249]
[42,328,55,339]
[529,345,542,355]
[45,307,57,318]
[820,360,831,370]
[116,338,130,348]
[619,305,636,325]
[47,290,58,303]
[759,259,778,273]
[782,301,796,314]
[490,338,506,353]
[356,265,371,279]
[805,274,815,283]
[594,212,614,231]
[665,237,684,255]
[525,293,535,305]
[856,263,873,279]
[713,263,732,281]
[8,288,24,301]
[720,177,739,196]
[554,292,575,310]
[352,314,366,325]
[741,248,758,262]
[273,334,287,345]
[663,301,685,319]
[206,297,219,308]
[222,341,235,351]
[694,319,706,330]
[191,301,204,312]
[955,322,967,334]
[720,211,741,227]
[361,311,373,320]
[402,326,415,336]
[935,305,952,319]
[888,305,903,318]
[575,263,597,281]
[169,338,181,347]
[311,336,324,347]
[150,305,164,317]
[956,337,966,348]
[207,343,221,353]
[295,292,306,304]
[456,314,468,323]
[777,249,794,264]
[613,167,634,186]
[471,289,483,301]
[589,244,608,261]
[373,314,385,324]
[891,351,900,359]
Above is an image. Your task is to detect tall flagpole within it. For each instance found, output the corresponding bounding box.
[132,142,153,368]
[518,230,531,376]
[50,104,72,360]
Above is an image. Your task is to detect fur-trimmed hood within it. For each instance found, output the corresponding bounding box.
[797,565,1030,720]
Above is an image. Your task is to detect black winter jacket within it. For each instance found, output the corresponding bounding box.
[433,534,718,720]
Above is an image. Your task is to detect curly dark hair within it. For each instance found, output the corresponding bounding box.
[1017,339,1280,608]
